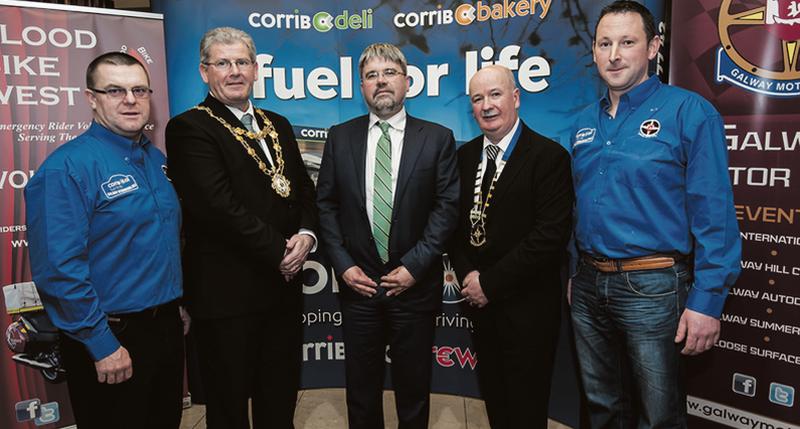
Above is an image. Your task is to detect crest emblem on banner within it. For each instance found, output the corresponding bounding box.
[716,0,800,97]
[442,256,464,304]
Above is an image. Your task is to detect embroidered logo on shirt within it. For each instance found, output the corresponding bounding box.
[574,128,596,146]
[101,174,139,199]
[638,119,661,138]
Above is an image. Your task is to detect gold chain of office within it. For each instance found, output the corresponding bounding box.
[469,170,500,247]
[194,106,291,198]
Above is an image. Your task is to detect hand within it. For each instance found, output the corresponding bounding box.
[342,266,378,297]
[280,234,314,281]
[380,266,416,297]
[94,346,132,384]
[674,308,721,356]
[179,306,191,336]
[461,270,488,308]
[567,278,572,306]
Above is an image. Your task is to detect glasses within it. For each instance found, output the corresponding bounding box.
[203,58,255,71]
[89,86,153,99]
[363,68,405,82]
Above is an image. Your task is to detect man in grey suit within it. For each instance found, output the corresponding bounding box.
[316,42,459,429]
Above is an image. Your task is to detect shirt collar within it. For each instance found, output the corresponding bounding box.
[225,100,254,121]
[87,120,150,149]
[600,74,661,112]
[369,107,406,131]
[482,117,520,155]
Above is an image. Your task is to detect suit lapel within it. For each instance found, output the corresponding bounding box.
[393,116,425,209]
[490,123,531,204]
[350,116,370,207]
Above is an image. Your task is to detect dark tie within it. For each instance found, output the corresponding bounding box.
[481,144,500,196]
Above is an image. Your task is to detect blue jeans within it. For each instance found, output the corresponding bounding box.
[571,260,691,429]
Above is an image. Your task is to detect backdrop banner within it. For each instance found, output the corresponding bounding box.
[669,1,800,427]
[153,1,665,426]
[0,1,170,427]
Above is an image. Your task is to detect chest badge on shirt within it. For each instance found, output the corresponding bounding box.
[101,174,139,199]
[638,119,661,138]
[574,128,596,147]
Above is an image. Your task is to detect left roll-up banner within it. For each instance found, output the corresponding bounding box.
[0,1,170,427]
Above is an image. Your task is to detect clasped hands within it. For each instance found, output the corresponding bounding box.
[342,265,416,297]
[280,234,315,281]
[461,270,489,308]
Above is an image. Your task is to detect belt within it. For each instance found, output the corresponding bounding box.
[581,253,683,273]
[107,300,179,322]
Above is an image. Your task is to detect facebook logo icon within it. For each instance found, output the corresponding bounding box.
[732,373,757,397]
[769,382,795,407]
[14,398,60,426]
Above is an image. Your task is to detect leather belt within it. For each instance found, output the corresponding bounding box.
[581,254,682,273]
[108,300,179,322]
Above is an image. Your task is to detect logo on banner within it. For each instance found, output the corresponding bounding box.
[769,382,795,407]
[15,399,60,426]
[392,0,552,28]
[716,0,800,97]
[249,9,373,32]
[442,257,464,304]
[101,174,138,199]
[732,373,757,397]
[638,119,661,138]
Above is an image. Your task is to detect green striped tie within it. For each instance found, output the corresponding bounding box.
[373,121,393,263]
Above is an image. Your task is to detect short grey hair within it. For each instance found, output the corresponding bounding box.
[358,43,407,76]
[200,27,256,64]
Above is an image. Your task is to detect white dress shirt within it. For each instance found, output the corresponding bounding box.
[365,108,406,226]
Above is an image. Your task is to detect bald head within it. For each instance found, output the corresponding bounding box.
[468,65,520,143]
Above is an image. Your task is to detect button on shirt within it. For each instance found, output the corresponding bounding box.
[365,108,405,226]
[25,122,182,360]
[570,75,741,317]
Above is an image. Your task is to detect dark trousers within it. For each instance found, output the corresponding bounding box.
[193,309,302,429]
[469,297,560,429]
[60,302,184,429]
[341,295,436,429]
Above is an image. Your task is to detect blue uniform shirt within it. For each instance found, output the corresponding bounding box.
[570,75,741,318]
[26,121,182,360]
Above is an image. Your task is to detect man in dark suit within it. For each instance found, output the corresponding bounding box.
[448,65,573,428]
[165,27,317,429]
[316,43,459,428]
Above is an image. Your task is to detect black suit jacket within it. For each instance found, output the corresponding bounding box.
[449,122,573,306]
[165,94,317,319]
[316,114,459,311]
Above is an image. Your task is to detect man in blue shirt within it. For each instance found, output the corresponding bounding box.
[26,52,186,429]
[569,2,741,427]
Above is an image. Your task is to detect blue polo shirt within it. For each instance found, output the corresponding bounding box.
[26,121,182,360]
[570,75,741,318]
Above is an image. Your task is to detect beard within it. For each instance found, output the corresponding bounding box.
[371,93,401,116]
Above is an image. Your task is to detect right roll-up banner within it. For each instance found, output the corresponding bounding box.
[669,1,800,427]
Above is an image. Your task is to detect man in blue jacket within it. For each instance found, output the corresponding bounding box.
[26,52,186,429]
[569,2,741,427]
